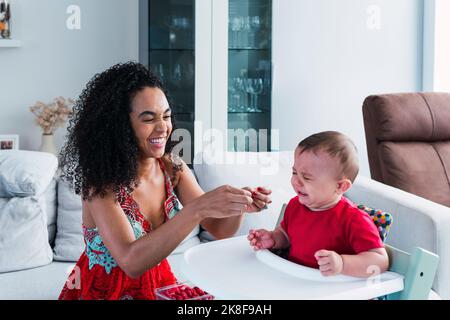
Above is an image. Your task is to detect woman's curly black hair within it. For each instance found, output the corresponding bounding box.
[59,61,178,201]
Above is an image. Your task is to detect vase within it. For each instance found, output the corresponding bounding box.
[39,134,57,155]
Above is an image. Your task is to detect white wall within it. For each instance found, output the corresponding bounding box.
[432,0,450,92]
[0,0,139,151]
[272,0,424,176]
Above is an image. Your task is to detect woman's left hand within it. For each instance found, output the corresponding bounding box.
[242,186,272,213]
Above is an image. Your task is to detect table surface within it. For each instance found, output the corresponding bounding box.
[180,236,404,300]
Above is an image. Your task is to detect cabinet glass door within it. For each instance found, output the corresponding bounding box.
[148,0,195,163]
[228,0,272,152]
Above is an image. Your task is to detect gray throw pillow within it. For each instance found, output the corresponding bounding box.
[53,180,84,262]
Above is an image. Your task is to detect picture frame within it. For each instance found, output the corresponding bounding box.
[0,134,19,150]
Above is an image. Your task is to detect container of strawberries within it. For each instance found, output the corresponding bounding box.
[155,282,215,300]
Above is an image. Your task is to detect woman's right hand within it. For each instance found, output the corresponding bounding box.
[247,229,275,250]
[189,185,254,220]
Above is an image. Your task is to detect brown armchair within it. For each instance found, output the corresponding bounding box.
[363,92,450,207]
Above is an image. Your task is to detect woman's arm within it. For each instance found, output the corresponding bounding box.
[173,159,245,239]
[88,183,252,279]
[87,191,203,279]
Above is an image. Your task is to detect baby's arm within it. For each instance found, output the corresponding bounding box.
[271,227,290,250]
[315,247,389,278]
[341,247,389,278]
[248,227,290,250]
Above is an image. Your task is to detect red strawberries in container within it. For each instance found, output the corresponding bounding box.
[155,282,214,300]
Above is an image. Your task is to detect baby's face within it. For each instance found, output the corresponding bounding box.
[291,148,343,210]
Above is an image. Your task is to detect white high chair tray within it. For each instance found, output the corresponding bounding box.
[181,236,404,300]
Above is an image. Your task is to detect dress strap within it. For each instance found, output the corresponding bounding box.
[157,158,180,220]
[157,158,175,195]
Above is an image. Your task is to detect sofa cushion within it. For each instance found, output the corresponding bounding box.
[193,151,294,238]
[0,197,53,273]
[0,253,188,300]
[0,261,75,300]
[53,180,84,262]
[0,150,58,197]
[43,179,57,245]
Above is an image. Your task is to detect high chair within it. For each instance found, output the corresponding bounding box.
[275,203,440,300]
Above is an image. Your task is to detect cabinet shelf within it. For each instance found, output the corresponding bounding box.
[228,110,270,114]
[0,39,22,47]
[150,48,194,51]
[228,47,269,51]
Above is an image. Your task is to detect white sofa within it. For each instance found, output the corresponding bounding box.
[0,151,449,299]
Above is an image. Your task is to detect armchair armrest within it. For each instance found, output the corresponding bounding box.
[346,175,450,299]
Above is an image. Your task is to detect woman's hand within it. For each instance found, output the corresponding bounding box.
[242,187,272,213]
[248,229,275,250]
[189,185,254,220]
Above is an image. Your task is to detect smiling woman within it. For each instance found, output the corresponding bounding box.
[60,62,178,201]
[57,62,272,300]
[131,87,174,159]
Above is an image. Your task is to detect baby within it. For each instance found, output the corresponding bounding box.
[248,131,389,278]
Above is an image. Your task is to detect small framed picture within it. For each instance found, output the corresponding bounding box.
[0,135,19,150]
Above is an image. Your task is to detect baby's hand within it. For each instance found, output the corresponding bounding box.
[247,229,275,250]
[314,250,344,277]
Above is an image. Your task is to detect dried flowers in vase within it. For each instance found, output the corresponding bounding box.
[29,97,74,135]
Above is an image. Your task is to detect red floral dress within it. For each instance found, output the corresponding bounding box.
[58,159,181,300]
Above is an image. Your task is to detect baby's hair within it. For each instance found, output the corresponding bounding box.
[297,131,359,182]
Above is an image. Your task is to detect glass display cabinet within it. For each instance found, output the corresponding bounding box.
[145,0,195,163]
[227,0,272,152]
[140,0,273,161]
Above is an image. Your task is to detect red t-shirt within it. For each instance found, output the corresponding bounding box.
[280,196,384,269]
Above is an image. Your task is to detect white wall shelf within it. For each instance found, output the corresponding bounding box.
[0,39,22,47]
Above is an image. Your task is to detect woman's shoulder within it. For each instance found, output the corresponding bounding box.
[82,187,124,229]
[83,185,126,206]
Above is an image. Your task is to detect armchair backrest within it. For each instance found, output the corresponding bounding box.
[363,92,450,207]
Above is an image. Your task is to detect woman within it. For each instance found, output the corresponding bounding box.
[58,62,271,300]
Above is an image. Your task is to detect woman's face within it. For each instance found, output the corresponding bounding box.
[130,87,172,159]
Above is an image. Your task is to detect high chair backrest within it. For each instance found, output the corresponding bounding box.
[275,203,287,228]
[385,245,439,300]
[275,203,439,300]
